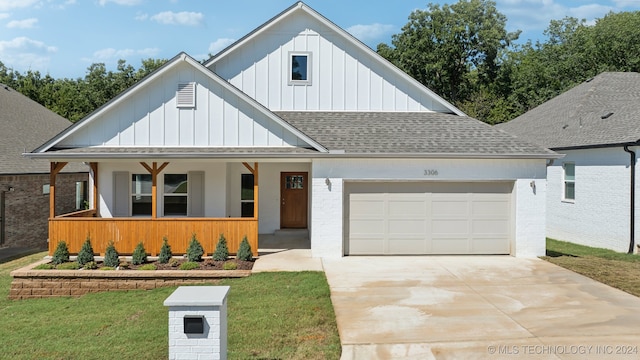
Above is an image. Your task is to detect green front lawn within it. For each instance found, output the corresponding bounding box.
[543,238,640,297]
[0,253,340,360]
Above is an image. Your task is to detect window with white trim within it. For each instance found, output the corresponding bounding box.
[132,174,152,216]
[75,181,89,210]
[289,52,311,85]
[563,163,575,201]
[164,174,188,216]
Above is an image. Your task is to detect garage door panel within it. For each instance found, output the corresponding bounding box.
[472,220,510,234]
[432,219,469,234]
[346,182,512,255]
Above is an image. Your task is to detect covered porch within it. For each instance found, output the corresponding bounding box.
[48,161,262,257]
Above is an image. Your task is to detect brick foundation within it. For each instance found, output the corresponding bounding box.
[9,260,250,300]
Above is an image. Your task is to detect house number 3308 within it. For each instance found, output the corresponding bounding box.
[424,169,438,176]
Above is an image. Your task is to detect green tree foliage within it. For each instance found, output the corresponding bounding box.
[212,234,229,261]
[158,236,173,264]
[76,236,95,266]
[0,58,166,122]
[186,234,205,262]
[236,236,253,261]
[104,241,120,268]
[51,241,70,265]
[131,242,148,265]
[378,0,519,104]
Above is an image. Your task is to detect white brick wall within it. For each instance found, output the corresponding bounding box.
[311,158,548,258]
[547,147,639,253]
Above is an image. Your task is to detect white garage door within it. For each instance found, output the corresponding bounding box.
[345,182,513,255]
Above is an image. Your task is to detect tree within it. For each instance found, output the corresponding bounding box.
[378,0,519,104]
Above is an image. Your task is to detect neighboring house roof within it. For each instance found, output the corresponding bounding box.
[0,84,86,174]
[205,1,465,116]
[277,112,557,158]
[496,72,640,149]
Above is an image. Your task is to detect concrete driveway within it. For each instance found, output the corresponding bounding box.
[322,256,640,359]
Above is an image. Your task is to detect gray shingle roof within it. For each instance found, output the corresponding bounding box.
[35,146,318,159]
[276,111,556,157]
[496,72,640,149]
[0,84,86,174]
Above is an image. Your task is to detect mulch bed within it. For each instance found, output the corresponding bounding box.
[127,258,254,271]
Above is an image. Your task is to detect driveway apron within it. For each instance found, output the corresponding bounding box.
[322,256,640,360]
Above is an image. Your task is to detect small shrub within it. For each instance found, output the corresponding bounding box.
[132,242,147,265]
[76,236,95,266]
[169,259,180,267]
[212,233,229,261]
[118,261,130,270]
[186,233,204,262]
[104,241,120,267]
[158,236,172,264]
[56,262,80,270]
[33,263,55,270]
[236,236,253,261]
[223,261,237,270]
[179,261,200,270]
[83,261,98,270]
[100,266,115,271]
[138,264,157,270]
[51,241,70,265]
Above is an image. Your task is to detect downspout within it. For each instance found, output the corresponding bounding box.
[623,145,637,254]
[0,190,5,247]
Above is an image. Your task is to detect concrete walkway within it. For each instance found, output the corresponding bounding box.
[323,256,640,360]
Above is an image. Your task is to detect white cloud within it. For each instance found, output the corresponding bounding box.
[7,18,38,29]
[98,0,143,5]
[208,38,235,54]
[0,36,57,72]
[0,13,10,20]
[150,11,204,26]
[86,47,160,61]
[346,23,395,42]
[0,0,40,11]
[135,12,148,21]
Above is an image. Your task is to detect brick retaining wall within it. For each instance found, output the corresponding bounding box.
[9,260,250,300]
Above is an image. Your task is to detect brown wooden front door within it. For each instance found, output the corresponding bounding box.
[280,172,308,228]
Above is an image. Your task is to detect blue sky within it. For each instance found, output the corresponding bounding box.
[1,0,639,79]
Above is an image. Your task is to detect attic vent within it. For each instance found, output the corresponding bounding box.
[601,112,614,119]
[177,82,195,108]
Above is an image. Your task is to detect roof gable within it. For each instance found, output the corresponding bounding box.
[33,53,326,154]
[205,2,464,115]
[497,72,640,149]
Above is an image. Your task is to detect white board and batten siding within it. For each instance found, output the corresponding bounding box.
[56,62,311,149]
[209,11,451,113]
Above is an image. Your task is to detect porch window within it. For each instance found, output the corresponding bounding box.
[132,174,152,216]
[563,163,575,201]
[164,174,188,216]
[241,174,254,217]
[75,181,88,210]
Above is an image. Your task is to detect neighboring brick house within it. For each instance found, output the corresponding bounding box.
[0,84,87,250]
[497,72,640,253]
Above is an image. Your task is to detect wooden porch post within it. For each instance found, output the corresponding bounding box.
[242,162,259,219]
[140,162,169,218]
[49,162,68,218]
[89,162,99,216]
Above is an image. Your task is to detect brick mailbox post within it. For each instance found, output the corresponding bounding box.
[164,286,230,360]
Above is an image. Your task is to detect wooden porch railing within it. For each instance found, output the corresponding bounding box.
[49,217,258,257]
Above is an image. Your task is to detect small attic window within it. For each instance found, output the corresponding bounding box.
[177,82,195,108]
[289,52,311,85]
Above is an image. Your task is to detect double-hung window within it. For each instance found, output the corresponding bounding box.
[132,174,153,216]
[241,174,254,217]
[563,163,575,201]
[164,174,188,216]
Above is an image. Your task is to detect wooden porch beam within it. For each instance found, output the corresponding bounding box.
[49,162,68,218]
[140,162,170,218]
[89,162,99,216]
[242,162,256,174]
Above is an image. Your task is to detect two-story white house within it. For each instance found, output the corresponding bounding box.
[28,2,558,258]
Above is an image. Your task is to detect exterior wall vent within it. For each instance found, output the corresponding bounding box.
[177,82,196,108]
